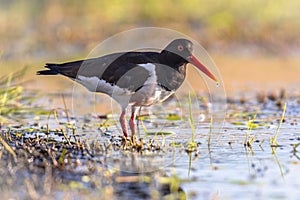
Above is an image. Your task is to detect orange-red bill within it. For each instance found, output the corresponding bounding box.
[188,55,218,83]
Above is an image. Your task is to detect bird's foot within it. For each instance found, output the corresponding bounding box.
[121,135,138,146]
[130,135,138,145]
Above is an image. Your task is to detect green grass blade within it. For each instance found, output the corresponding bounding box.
[188,92,195,142]
[270,102,287,146]
[0,134,17,161]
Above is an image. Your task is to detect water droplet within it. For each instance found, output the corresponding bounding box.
[216,82,220,87]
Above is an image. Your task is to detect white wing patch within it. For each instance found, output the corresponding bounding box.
[77,75,133,96]
[138,63,157,85]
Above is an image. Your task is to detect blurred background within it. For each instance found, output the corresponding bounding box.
[1,0,300,93]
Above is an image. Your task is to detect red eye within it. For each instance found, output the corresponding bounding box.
[177,45,184,51]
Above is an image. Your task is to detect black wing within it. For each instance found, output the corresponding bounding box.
[100,52,159,91]
[37,51,160,92]
[36,52,124,79]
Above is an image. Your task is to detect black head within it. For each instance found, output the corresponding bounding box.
[162,38,218,82]
[162,39,194,62]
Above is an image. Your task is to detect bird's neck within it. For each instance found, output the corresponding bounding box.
[155,51,187,91]
[160,50,188,69]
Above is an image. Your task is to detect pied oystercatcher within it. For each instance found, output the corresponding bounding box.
[37,39,218,137]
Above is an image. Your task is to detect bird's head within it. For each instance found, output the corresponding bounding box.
[163,39,218,83]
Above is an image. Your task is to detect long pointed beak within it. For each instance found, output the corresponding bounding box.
[188,55,218,83]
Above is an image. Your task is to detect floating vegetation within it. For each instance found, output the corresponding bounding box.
[165,113,181,121]
[229,111,260,119]
[145,131,175,137]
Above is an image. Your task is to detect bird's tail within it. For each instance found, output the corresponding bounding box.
[37,61,82,79]
[36,63,60,75]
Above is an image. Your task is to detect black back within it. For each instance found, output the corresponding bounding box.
[37,39,194,92]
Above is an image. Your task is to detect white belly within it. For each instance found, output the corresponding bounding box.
[129,84,173,107]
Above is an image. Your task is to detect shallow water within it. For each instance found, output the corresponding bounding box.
[1,90,300,200]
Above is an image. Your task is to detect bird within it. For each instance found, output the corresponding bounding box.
[37,39,218,138]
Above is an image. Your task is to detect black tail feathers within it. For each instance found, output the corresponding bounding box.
[36,70,58,75]
[36,63,59,75]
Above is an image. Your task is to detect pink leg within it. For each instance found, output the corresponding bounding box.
[120,109,128,137]
[129,106,138,136]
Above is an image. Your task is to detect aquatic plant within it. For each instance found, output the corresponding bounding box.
[0,67,49,122]
[244,114,257,147]
[270,102,287,147]
[185,92,198,153]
